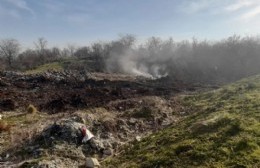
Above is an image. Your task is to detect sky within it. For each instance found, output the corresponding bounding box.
[0,0,260,48]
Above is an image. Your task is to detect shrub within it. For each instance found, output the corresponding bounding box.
[27,104,38,114]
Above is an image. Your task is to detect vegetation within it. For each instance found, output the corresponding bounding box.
[27,104,38,114]
[105,75,260,167]
[1,35,260,84]
[25,62,64,74]
[25,62,63,74]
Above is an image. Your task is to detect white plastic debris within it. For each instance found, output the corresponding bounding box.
[81,126,94,143]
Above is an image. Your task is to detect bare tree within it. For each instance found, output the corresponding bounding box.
[91,42,105,71]
[60,48,70,58]
[17,49,38,69]
[34,37,47,51]
[34,37,48,64]
[74,46,91,59]
[67,44,77,57]
[0,39,20,69]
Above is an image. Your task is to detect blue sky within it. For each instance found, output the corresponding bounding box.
[0,0,260,48]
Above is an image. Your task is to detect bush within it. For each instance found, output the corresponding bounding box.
[27,104,38,114]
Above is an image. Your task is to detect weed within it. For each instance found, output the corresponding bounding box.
[27,104,38,114]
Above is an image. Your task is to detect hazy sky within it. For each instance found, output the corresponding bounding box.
[0,0,260,48]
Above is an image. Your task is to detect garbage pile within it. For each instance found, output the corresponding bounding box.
[36,117,111,156]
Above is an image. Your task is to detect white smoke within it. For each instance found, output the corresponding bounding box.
[118,50,168,79]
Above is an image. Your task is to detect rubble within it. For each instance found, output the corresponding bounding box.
[38,118,87,145]
[0,71,202,167]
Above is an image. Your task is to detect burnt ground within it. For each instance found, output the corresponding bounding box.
[0,71,198,114]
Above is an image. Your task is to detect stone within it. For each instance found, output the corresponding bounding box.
[103,148,113,156]
[161,119,171,126]
[135,136,142,142]
[90,138,105,151]
[85,158,100,168]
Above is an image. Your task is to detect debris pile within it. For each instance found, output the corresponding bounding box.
[0,70,205,167]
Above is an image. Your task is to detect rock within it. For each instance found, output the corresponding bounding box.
[90,138,105,151]
[0,114,2,120]
[85,158,100,168]
[135,136,142,142]
[103,148,113,156]
[161,119,172,126]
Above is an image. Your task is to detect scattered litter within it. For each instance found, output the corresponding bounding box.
[81,126,94,143]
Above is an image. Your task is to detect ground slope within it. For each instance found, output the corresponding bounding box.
[105,75,260,168]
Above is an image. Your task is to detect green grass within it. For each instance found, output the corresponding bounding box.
[105,75,260,168]
[25,62,63,74]
[25,58,97,74]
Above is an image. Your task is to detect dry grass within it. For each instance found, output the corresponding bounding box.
[27,104,38,114]
[0,111,65,151]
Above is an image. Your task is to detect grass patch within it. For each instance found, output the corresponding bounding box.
[25,62,63,74]
[105,75,260,167]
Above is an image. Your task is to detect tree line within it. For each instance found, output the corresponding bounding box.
[1,35,260,83]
